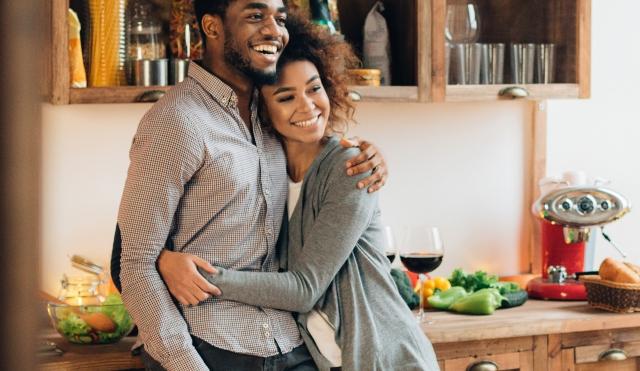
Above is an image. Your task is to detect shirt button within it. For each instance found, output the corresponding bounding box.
[262,323,269,329]
[264,331,271,338]
[264,189,270,196]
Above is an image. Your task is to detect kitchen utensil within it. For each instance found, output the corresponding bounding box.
[528,177,631,300]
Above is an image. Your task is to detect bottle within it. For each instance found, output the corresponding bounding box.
[169,0,203,60]
[309,0,337,34]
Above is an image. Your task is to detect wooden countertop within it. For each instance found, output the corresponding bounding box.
[423,299,640,344]
[38,300,640,369]
[37,330,143,371]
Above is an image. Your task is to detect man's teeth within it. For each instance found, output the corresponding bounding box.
[292,117,318,127]
[253,45,277,54]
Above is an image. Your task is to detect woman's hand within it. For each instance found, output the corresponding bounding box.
[340,137,388,193]
[157,249,221,306]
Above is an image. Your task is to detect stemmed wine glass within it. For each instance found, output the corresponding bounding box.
[382,226,397,264]
[400,226,444,323]
[445,0,480,44]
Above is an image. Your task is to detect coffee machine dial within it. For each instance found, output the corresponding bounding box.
[535,187,630,227]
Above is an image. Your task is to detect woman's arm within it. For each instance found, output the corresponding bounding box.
[204,148,379,313]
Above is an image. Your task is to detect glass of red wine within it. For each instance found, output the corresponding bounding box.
[382,226,397,264]
[400,226,444,323]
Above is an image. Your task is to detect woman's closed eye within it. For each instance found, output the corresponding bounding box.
[276,94,294,103]
[308,85,323,94]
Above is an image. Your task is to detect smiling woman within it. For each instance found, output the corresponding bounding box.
[199,13,440,370]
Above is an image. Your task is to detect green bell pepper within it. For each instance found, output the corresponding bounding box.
[450,288,505,315]
[427,286,468,310]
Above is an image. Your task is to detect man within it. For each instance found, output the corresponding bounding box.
[116,1,387,370]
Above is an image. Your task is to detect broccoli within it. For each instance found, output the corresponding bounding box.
[390,269,420,309]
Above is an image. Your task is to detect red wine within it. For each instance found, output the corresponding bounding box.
[400,253,443,273]
[386,253,396,263]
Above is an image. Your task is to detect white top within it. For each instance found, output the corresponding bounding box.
[288,178,342,367]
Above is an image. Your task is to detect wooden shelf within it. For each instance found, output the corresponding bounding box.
[349,86,419,103]
[48,0,591,104]
[445,83,580,102]
[67,85,418,104]
[69,86,171,104]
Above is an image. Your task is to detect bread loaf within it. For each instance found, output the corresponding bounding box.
[624,261,640,276]
[599,257,640,283]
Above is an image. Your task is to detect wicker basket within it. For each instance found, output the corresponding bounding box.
[581,275,640,313]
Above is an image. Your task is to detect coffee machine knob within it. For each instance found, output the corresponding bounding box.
[577,195,596,215]
[560,199,573,211]
[600,200,611,211]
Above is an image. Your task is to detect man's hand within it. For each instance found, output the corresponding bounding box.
[341,137,388,193]
[157,249,221,306]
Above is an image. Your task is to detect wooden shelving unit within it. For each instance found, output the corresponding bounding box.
[47,0,590,105]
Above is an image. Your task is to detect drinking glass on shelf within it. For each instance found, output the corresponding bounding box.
[400,226,444,323]
[445,0,480,45]
[382,226,397,264]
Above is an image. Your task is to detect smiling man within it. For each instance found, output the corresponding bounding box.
[115,0,387,370]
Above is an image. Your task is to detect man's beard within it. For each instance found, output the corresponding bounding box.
[224,29,278,85]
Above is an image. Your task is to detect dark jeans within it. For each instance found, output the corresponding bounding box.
[141,337,318,371]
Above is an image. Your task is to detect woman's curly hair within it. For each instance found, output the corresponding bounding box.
[260,11,360,136]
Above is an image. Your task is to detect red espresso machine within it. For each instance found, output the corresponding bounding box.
[528,184,630,300]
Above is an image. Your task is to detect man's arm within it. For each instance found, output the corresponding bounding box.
[118,109,208,371]
[340,137,388,193]
[199,148,379,312]
[157,137,389,304]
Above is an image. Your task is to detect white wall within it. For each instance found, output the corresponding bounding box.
[547,1,640,267]
[40,101,531,294]
[40,0,640,294]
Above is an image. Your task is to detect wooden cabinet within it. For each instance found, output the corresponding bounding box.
[431,0,591,102]
[46,0,591,104]
[434,336,536,370]
[554,328,640,370]
[426,301,640,371]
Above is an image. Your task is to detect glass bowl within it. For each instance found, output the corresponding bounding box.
[47,300,134,344]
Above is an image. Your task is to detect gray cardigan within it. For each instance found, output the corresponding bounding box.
[205,137,439,371]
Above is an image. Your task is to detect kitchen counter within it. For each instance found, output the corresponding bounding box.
[37,330,143,371]
[38,300,640,370]
[425,299,640,370]
[424,299,640,343]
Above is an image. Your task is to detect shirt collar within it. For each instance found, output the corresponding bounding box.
[188,62,239,109]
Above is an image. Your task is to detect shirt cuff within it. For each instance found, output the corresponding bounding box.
[161,346,208,371]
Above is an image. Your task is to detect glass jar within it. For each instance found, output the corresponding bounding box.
[128,2,165,61]
[58,274,104,306]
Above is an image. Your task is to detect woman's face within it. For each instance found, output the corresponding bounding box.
[261,60,331,145]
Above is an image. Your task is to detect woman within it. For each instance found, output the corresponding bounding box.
[196,14,439,371]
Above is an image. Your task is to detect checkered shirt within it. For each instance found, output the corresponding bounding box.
[118,63,302,371]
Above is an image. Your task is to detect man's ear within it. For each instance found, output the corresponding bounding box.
[201,13,222,40]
